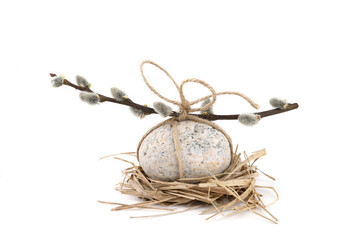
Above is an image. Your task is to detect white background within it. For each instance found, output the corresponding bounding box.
[0,0,359,239]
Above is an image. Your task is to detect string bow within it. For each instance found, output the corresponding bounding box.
[140,60,259,121]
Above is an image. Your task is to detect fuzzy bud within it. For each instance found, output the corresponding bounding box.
[238,113,260,126]
[130,107,144,118]
[269,97,288,109]
[111,87,127,101]
[153,101,172,117]
[76,75,90,88]
[79,91,99,105]
[51,76,64,87]
[200,98,214,115]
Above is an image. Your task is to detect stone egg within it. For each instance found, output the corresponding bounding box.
[138,120,232,181]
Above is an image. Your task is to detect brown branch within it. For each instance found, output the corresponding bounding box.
[199,103,299,121]
[63,79,157,114]
[54,75,298,121]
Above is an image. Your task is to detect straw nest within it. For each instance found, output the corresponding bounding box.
[100,147,278,223]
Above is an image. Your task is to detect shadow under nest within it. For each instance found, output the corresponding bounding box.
[100,147,278,223]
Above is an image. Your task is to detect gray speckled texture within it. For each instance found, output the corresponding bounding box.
[138,120,231,181]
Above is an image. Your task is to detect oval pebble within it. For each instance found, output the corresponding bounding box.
[138,120,232,181]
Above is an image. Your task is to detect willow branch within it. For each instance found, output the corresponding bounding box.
[200,103,299,121]
[57,76,298,121]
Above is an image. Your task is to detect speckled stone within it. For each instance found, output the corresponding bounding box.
[138,120,231,181]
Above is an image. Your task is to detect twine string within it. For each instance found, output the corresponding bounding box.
[140,60,181,107]
[178,78,217,120]
[138,60,260,180]
[171,120,184,179]
[140,60,259,119]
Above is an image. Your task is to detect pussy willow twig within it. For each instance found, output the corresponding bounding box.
[52,74,299,121]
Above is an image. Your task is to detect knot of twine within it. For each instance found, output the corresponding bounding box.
[140,60,260,121]
[139,60,260,180]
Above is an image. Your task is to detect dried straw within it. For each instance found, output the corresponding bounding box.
[100,148,279,223]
